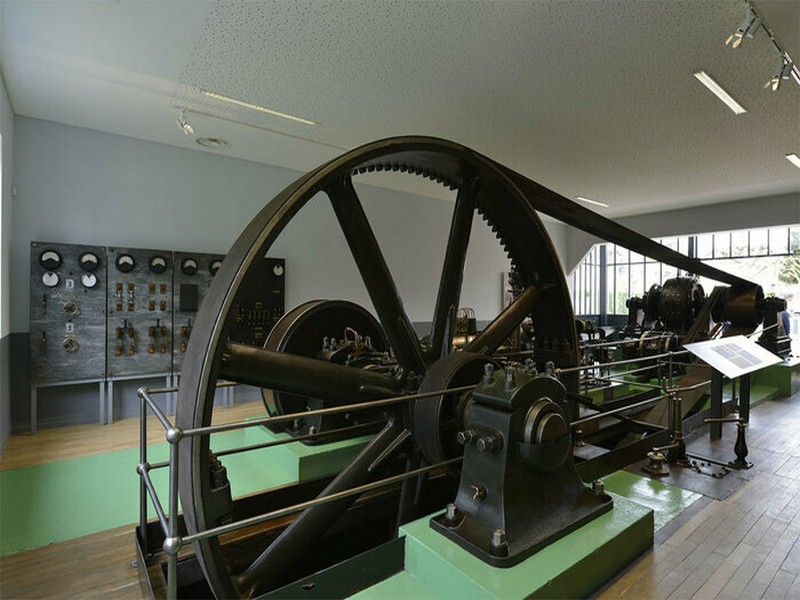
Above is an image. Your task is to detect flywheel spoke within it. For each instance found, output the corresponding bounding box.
[219,342,401,404]
[326,175,426,376]
[429,176,478,357]
[234,416,409,596]
[465,285,540,355]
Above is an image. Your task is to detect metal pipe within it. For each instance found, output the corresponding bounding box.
[145,386,179,395]
[139,387,149,559]
[147,380,238,396]
[571,394,668,427]
[588,375,711,395]
[183,456,462,545]
[182,384,476,437]
[556,349,691,375]
[671,379,712,393]
[139,466,169,538]
[577,335,674,350]
[212,421,385,459]
[588,376,664,390]
[749,322,778,337]
[587,361,670,379]
[138,387,174,432]
[167,438,179,600]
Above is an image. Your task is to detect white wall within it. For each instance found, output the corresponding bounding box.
[1,78,13,336]
[13,117,568,333]
[1,71,15,449]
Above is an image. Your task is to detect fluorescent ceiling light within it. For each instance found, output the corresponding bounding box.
[576,196,609,208]
[692,71,747,115]
[202,91,317,125]
[786,154,800,169]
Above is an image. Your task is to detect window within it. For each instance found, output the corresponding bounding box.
[569,225,799,320]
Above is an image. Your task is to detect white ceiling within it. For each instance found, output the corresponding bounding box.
[1,0,798,218]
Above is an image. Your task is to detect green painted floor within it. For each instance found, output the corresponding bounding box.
[0,427,698,561]
[0,424,372,556]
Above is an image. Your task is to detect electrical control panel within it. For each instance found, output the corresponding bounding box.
[172,251,224,372]
[29,242,107,383]
[229,257,285,346]
[106,247,173,377]
[30,241,285,385]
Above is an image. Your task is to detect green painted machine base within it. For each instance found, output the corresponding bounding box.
[353,494,653,599]
[602,470,701,531]
[257,426,374,481]
[753,356,800,397]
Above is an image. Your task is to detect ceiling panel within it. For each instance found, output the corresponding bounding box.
[2,0,798,217]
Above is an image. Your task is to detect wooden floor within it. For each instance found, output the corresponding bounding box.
[3,394,800,599]
[598,391,800,600]
[0,401,266,599]
[0,400,267,471]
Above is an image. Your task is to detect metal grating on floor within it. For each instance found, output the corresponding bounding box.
[625,457,753,501]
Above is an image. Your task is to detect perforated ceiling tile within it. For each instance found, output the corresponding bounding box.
[7,0,794,218]
[173,0,798,201]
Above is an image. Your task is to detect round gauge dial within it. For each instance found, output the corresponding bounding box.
[209,259,223,276]
[42,272,60,288]
[149,255,168,274]
[39,250,63,271]
[79,252,100,272]
[81,273,98,289]
[181,258,198,276]
[273,264,284,277]
[115,254,136,273]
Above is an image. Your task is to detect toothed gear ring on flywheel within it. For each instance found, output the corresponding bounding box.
[177,136,579,598]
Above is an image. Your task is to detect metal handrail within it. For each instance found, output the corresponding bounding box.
[136,381,475,599]
[137,349,701,598]
[556,349,691,375]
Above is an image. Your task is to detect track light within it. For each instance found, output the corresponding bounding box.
[764,56,794,92]
[725,3,760,48]
[177,110,194,136]
[722,1,799,92]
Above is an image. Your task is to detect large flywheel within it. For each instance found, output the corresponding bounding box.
[176,137,579,598]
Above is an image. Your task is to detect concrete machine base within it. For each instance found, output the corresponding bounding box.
[353,494,654,599]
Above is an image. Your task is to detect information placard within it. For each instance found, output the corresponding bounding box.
[683,335,782,379]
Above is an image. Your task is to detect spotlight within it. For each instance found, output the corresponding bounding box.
[177,110,194,136]
[725,3,760,48]
[764,54,793,91]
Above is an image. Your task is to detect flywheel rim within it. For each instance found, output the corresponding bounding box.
[176,136,579,598]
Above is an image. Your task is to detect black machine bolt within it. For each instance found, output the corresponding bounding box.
[457,429,477,445]
[490,528,508,557]
[444,503,462,526]
[476,433,502,453]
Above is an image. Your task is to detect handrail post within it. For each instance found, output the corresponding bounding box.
[138,386,150,562]
[164,426,183,600]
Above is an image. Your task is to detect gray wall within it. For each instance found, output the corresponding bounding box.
[563,192,800,272]
[11,117,568,430]
[1,71,15,451]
